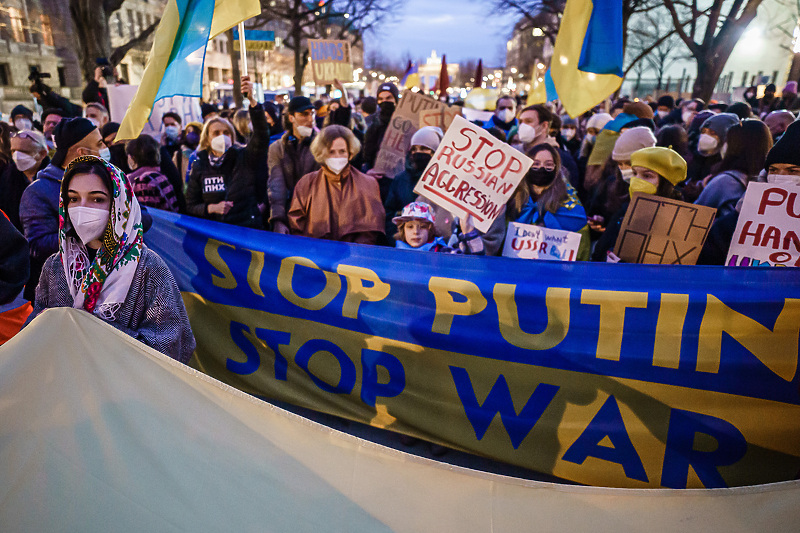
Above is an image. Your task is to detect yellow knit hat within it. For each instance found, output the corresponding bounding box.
[630,146,687,185]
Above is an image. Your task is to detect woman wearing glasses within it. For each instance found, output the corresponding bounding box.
[507,143,590,259]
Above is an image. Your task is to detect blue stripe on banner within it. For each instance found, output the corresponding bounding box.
[233,29,275,42]
[154,0,216,102]
[578,0,624,77]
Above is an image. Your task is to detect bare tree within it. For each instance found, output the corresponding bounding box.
[69,0,159,82]
[663,0,765,101]
[766,0,800,82]
[252,0,399,93]
[625,10,687,92]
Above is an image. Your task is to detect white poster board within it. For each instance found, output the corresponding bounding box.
[108,85,202,139]
[413,115,532,233]
[502,221,582,261]
[726,182,800,267]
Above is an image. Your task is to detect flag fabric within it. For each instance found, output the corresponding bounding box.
[549,0,623,117]
[527,65,547,105]
[475,59,483,88]
[400,61,420,88]
[117,0,261,140]
[437,54,449,97]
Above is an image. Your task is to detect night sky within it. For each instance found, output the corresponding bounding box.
[363,0,519,67]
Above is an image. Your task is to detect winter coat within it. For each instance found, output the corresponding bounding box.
[267,131,319,224]
[694,170,748,219]
[0,155,49,232]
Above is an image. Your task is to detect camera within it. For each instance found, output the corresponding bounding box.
[28,66,51,96]
[96,58,116,84]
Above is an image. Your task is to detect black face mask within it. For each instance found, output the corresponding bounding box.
[411,152,432,172]
[379,101,395,117]
[526,167,557,187]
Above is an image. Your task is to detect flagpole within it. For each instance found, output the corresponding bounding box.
[238,22,248,77]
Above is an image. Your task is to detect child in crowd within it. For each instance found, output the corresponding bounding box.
[392,202,452,252]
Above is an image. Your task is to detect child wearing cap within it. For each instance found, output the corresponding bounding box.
[392,201,452,252]
[591,146,687,262]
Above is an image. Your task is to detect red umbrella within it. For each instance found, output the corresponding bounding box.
[438,54,449,98]
[475,59,483,88]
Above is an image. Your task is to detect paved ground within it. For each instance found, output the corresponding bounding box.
[268,399,575,485]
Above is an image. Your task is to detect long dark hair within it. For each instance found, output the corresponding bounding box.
[716,119,772,178]
[508,143,567,220]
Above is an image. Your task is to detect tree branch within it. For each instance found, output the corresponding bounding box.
[109,20,158,67]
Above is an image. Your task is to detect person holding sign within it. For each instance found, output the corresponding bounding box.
[507,144,589,259]
[592,146,687,262]
[287,125,385,245]
[185,76,268,229]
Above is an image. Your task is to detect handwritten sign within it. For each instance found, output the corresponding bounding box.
[373,90,447,178]
[614,193,716,265]
[419,106,461,131]
[308,39,352,85]
[502,222,581,261]
[727,182,800,267]
[413,115,532,233]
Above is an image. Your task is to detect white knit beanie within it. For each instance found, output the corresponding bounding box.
[612,126,657,162]
[410,126,444,152]
[586,113,613,132]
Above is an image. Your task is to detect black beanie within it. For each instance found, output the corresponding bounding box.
[10,105,33,121]
[51,117,97,168]
[100,122,120,139]
[765,120,800,169]
[657,95,674,109]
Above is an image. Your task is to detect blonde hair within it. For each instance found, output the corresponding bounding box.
[393,219,435,244]
[232,109,252,141]
[310,125,361,163]
[199,117,236,152]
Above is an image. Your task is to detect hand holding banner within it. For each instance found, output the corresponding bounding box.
[413,115,532,233]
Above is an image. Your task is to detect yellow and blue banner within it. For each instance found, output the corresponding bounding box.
[117,0,261,140]
[550,0,624,117]
[145,209,800,489]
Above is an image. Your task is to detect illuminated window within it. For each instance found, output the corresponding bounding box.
[40,15,54,46]
[8,8,26,42]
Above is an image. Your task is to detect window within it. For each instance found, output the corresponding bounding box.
[0,64,10,86]
[772,70,779,83]
[119,63,129,82]
[116,14,124,37]
[127,10,136,35]
[40,15,54,46]
[136,12,144,34]
[57,67,66,86]
[8,8,26,42]
[741,71,748,87]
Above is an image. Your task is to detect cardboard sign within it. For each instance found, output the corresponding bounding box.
[109,85,202,140]
[413,115,532,233]
[614,193,716,265]
[373,90,447,178]
[308,39,352,85]
[502,222,581,261]
[419,106,461,131]
[726,182,800,267]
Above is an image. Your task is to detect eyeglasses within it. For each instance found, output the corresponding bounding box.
[531,163,556,171]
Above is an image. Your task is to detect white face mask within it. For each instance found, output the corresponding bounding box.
[210,134,232,154]
[325,157,349,175]
[517,122,536,144]
[12,151,38,172]
[698,133,718,154]
[497,108,515,123]
[682,110,694,124]
[98,147,111,162]
[656,110,669,119]
[620,168,635,183]
[296,125,313,138]
[561,128,576,141]
[14,118,32,131]
[720,142,728,160]
[767,174,800,186]
[164,125,180,139]
[69,206,109,245]
[585,133,596,144]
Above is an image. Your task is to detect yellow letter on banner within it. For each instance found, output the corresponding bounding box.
[581,290,649,361]
[429,277,487,334]
[204,238,237,290]
[277,256,341,311]
[337,265,391,319]
[247,250,266,297]
[652,293,690,369]
[697,296,800,380]
[494,284,571,350]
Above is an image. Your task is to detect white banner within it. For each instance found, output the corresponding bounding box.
[413,115,531,233]
[2,308,799,532]
[502,221,581,261]
[726,182,800,267]
[108,85,202,139]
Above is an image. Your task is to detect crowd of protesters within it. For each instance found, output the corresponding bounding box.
[2,68,800,355]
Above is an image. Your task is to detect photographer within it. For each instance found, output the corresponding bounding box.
[28,68,82,119]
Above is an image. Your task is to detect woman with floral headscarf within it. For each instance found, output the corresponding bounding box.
[30,155,195,363]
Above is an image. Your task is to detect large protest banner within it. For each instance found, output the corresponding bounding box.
[4,309,800,532]
[144,209,800,489]
[414,115,532,233]
[373,90,448,177]
[308,39,352,85]
[727,182,800,267]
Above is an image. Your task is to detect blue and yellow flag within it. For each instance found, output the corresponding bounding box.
[550,0,623,117]
[400,62,420,89]
[118,0,261,140]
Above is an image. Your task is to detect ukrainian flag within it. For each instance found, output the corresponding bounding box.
[401,62,420,89]
[549,0,623,117]
[118,0,261,140]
